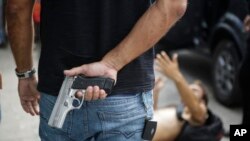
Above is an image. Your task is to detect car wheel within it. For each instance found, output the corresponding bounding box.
[212,40,241,106]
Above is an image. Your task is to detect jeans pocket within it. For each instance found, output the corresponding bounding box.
[98,105,146,139]
[96,92,154,139]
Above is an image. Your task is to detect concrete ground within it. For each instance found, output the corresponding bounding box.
[0,46,40,141]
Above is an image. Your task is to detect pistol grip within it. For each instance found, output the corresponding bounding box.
[71,75,115,94]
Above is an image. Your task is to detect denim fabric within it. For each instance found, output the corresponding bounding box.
[39,91,154,141]
[0,0,6,44]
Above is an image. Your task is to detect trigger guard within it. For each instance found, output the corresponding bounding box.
[72,98,84,109]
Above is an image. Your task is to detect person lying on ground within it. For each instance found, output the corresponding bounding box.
[152,51,224,141]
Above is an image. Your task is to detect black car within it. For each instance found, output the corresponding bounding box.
[156,0,248,107]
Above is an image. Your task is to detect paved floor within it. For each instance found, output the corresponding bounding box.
[0,46,242,141]
[0,46,40,141]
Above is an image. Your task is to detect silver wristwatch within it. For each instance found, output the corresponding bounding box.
[15,68,36,79]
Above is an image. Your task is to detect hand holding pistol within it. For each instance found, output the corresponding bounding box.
[48,75,115,128]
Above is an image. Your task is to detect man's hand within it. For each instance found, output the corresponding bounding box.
[64,61,117,101]
[18,77,40,116]
[155,51,182,82]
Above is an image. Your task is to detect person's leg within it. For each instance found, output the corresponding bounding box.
[86,91,154,141]
[0,0,7,47]
[39,91,154,141]
[0,0,4,44]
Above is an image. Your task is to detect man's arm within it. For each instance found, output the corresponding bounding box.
[6,0,34,72]
[6,0,40,116]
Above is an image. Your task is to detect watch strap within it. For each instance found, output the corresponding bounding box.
[15,68,36,79]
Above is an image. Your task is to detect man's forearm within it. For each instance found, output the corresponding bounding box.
[6,0,34,72]
[102,0,187,71]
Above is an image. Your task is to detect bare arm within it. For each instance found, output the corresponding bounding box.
[6,0,40,116]
[156,52,207,124]
[6,0,34,72]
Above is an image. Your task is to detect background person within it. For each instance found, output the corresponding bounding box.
[0,0,7,48]
[153,51,224,141]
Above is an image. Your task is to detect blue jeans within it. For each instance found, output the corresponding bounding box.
[0,0,6,45]
[39,91,154,141]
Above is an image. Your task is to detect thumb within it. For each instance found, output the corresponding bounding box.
[64,65,85,76]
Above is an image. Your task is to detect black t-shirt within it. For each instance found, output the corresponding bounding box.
[37,0,155,95]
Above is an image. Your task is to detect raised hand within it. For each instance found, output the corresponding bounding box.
[155,51,182,82]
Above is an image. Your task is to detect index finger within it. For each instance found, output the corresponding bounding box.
[64,66,86,76]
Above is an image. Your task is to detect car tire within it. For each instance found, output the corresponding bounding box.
[212,40,241,106]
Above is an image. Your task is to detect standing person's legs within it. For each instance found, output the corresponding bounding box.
[39,91,153,141]
[0,0,4,44]
[0,0,7,47]
[39,93,74,141]
[3,0,7,38]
